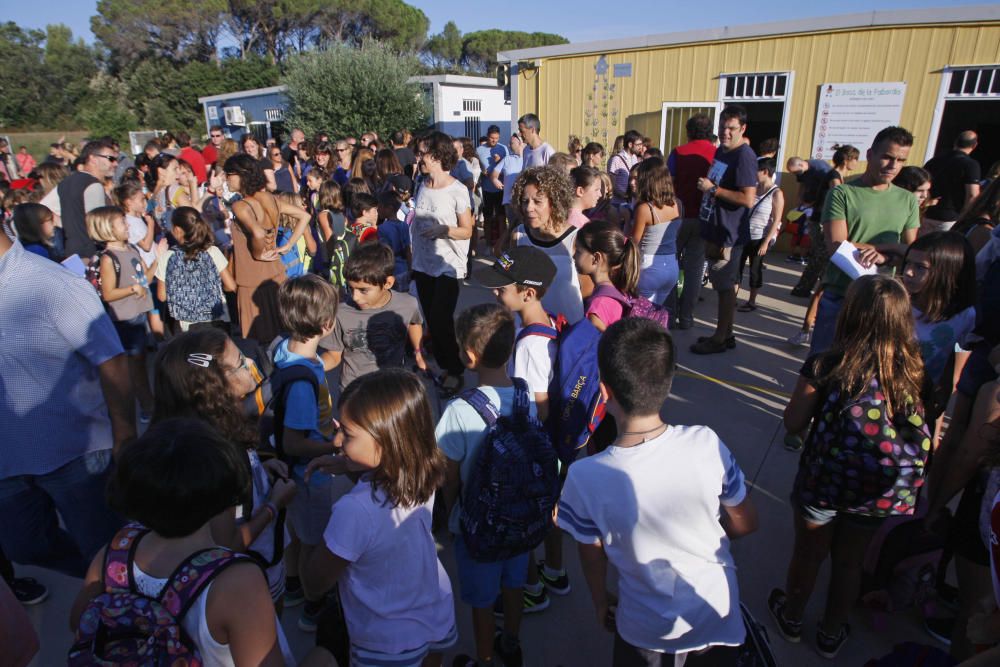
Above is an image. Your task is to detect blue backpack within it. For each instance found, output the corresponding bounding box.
[458,378,560,562]
[165,250,225,323]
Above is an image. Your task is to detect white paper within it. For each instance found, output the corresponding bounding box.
[830,241,877,281]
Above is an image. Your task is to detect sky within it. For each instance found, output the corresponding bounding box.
[2,0,959,45]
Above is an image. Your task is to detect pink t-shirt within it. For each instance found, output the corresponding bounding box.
[566,208,589,229]
[586,284,625,328]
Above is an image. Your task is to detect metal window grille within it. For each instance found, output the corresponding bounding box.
[722,73,788,100]
[464,117,481,139]
[946,67,1000,98]
[463,99,482,112]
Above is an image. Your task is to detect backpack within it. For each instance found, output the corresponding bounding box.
[165,250,225,323]
[68,524,248,667]
[326,211,358,289]
[590,283,670,330]
[458,378,560,562]
[276,226,304,278]
[84,248,121,298]
[258,362,321,464]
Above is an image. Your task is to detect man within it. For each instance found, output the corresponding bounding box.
[608,130,644,205]
[809,126,920,354]
[786,156,832,210]
[690,105,758,355]
[392,129,416,179]
[492,133,526,238]
[923,130,981,234]
[0,229,134,577]
[56,138,115,259]
[667,113,720,329]
[518,113,554,168]
[202,126,224,166]
[0,139,19,181]
[477,125,508,245]
[281,127,305,166]
[176,131,208,184]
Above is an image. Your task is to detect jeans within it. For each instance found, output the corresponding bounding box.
[638,253,679,305]
[0,450,123,577]
[808,291,844,356]
[413,271,464,376]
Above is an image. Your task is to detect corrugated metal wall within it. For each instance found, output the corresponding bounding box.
[514,23,1000,160]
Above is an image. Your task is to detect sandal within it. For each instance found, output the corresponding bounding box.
[690,338,730,355]
[737,302,757,312]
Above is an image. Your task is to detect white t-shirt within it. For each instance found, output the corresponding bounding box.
[436,385,537,534]
[409,179,472,279]
[523,142,555,169]
[126,214,157,267]
[559,425,748,654]
[323,479,454,654]
[154,246,230,329]
[513,224,584,323]
[510,317,557,395]
[499,154,524,206]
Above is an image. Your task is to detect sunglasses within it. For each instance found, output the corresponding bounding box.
[95,154,119,163]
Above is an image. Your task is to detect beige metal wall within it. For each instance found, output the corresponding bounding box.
[513,22,1000,160]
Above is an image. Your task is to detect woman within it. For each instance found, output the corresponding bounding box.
[581,142,605,170]
[333,140,353,186]
[218,138,239,168]
[567,165,602,229]
[268,146,295,193]
[349,147,376,191]
[630,157,683,305]
[240,134,277,192]
[224,154,308,344]
[568,135,583,166]
[36,162,69,254]
[293,140,314,186]
[952,178,1000,253]
[374,148,403,192]
[409,131,474,397]
[146,153,195,226]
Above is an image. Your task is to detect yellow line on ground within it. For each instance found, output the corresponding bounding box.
[676,369,793,400]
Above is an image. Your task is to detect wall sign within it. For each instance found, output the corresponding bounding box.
[811,82,906,160]
[208,106,218,120]
[613,63,632,78]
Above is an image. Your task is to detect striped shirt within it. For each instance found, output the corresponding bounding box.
[0,240,124,477]
[608,150,638,203]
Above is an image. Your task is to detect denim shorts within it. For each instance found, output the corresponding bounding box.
[798,503,885,528]
[707,245,743,291]
[112,314,149,356]
[453,537,529,608]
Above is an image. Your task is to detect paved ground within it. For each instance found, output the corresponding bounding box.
[22,254,936,666]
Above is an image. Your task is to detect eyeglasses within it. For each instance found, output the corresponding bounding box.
[225,351,250,375]
[95,154,119,163]
[210,134,223,138]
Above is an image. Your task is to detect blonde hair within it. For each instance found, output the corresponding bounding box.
[277,192,304,229]
[86,205,126,243]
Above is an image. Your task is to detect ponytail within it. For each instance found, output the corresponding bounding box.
[577,220,640,297]
[615,237,640,297]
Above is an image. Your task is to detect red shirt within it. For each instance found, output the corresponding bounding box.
[179,147,208,184]
[668,139,716,218]
[201,145,219,171]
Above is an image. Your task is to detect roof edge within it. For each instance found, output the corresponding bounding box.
[408,74,500,87]
[197,85,289,105]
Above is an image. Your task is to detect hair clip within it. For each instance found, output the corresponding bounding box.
[187,353,214,368]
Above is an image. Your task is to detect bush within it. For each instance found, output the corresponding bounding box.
[282,40,427,139]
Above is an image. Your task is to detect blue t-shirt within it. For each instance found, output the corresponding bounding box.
[477,144,508,193]
[272,337,333,443]
[698,143,758,247]
[378,219,410,276]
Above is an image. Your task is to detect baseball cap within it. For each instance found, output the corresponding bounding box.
[474,246,557,289]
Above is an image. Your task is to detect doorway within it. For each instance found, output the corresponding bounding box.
[931,100,1000,173]
[738,102,784,157]
[658,102,722,155]
[718,71,793,176]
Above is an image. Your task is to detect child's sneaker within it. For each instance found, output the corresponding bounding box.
[494,630,524,667]
[522,584,550,614]
[816,623,850,659]
[298,598,326,632]
[786,329,812,346]
[767,588,802,643]
[537,561,571,595]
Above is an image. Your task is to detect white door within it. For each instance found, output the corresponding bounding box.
[659,102,722,155]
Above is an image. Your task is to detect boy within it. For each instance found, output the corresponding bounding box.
[475,247,568,610]
[558,318,758,665]
[273,275,351,631]
[348,191,379,243]
[437,304,532,667]
[320,243,425,389]
[376,191,411,292]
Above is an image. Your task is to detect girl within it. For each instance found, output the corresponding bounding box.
[737,157,784,311]
[146,153,193,229]
[574,219,640,331]
[117,180,166,339]
[567,165,601,229]
[153,329,297,610]
[630,157,683,305]
[155,207,236,333]
[342,178,372,220]
[374,148,403,191]
[11,202,57,261]
[275,192,316,279]
[770,275,932,659]
[86,205,157,421]
[895,166,935,229]
[510,166,588,323]
[313,179,346,279]
[304,369,456,667]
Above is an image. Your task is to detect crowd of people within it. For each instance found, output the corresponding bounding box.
[1,103,1000,667]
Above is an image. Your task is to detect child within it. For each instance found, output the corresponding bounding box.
[155,207,235,333]
[276,191,316,279]
[574,220,641,331]
[303,369,457,667]
[313,179,344,280]
[116,181,158,270]
[558,318,758,664]
[273,274,351,632]
[376,191,411,291]
[319,243,426,389]
[11,202,57,261]
[87,205,156,422]
[68,418,304,666]
[771,275,932,659]
[509,166,588,323]
[349,191,379,243]
[153,329,297,608]
[436,303,535,667]
[737,157,784,311]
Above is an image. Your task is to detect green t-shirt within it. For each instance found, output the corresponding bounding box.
[820,179,919,296]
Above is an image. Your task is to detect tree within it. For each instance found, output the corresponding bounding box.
[0,22,47,127]
[462,30,568,73]
[77,72,138,144]
[425,20,462,71]
[283,40,427,139]
[44,25,98,127]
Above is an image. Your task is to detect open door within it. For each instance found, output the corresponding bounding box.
[659,102,722,155]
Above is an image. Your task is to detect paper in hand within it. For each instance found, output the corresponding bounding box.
[830,241,877,281]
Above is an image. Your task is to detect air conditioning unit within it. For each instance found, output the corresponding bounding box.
[223,106,246,126]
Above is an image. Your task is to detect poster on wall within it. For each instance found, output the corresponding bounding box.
[811,82,906,160]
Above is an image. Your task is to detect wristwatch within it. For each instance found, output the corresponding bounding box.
[709,185,718,196]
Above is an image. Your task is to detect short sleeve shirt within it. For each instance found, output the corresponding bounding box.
[272,337,335,442]
[586,290,625,329]
[409,180,472,279]
[925,150,982,221]
[698,144,758,247]
[510,318,557,395]
[522,142,554,169]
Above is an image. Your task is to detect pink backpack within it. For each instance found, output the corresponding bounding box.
[590,284,670,331]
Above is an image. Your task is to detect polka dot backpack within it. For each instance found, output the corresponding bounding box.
[793,377,933,518]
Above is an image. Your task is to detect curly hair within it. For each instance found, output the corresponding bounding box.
[153,328,260,450]
[511,166,574,232]
[417,131,458,172]
[224,153,267,195]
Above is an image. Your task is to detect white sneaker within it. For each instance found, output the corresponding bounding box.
[787,330,812,346]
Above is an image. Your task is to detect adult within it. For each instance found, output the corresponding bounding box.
[0,230,133,577]
[56,138,114,259]
[225,154,307,344]
[608,130,644,205]
[146,153,194,224]
[477,125,509,246]
[518,113,555,168]
[202,125,225,166]
[373,148,403,192]
[581,142,605,170]
[491,133,526,239]
[809,126,920,355]
[952,178,1000,254]
[409,131,474,396]
[0,139,20,181]
[757,137,779,159]
[391,130,416,179]
[268,145,295,193]
[630,157,683,304]
[923,130,981,235]
[159,132,180,156]
[240,133,276,192]
[15,144,36,177]
[176,131,208,185]
[281,127,306,166]
[691,105,758,354]
[786,156,832,211]
[667,113,717,329]
[333,140,354,186]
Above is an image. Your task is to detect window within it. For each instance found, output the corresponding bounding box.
[722,73,788,101]
[464,117,481,140]
[946,67,1000,98]
[463,99,482,112]
[718,71,794,180]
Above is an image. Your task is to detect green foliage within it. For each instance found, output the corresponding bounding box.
[76,72,138,144]
[283,40,426,139]
[462,30,568,73]
[425,21,463,71]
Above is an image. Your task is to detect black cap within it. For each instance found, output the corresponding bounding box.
[474,246,557,289]
[387,174,413,193]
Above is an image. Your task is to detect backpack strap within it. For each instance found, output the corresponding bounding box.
[158,547,249,621]
[103,524,150,593]
[590,283,628,304]
[511,377,532,423]
[459,388,500,428]
[268,361,321,461]
[516,322,559,342]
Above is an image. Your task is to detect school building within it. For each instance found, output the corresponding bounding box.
[497,5,1000,180]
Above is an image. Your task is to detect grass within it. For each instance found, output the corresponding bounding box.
[2,130,90,165]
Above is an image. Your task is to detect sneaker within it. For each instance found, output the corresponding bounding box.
[10,577,48,605]
[924,616,954,645]
[494,586,550,617]
[138,410,152,425]
[816,623,850,659]
[783,434,804,452]
[537,562,571,595]
[284,583,305,608]
[786,330,811,346]
[494,630,524,667]
[298,599,326,632]
[767,588,802,643]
